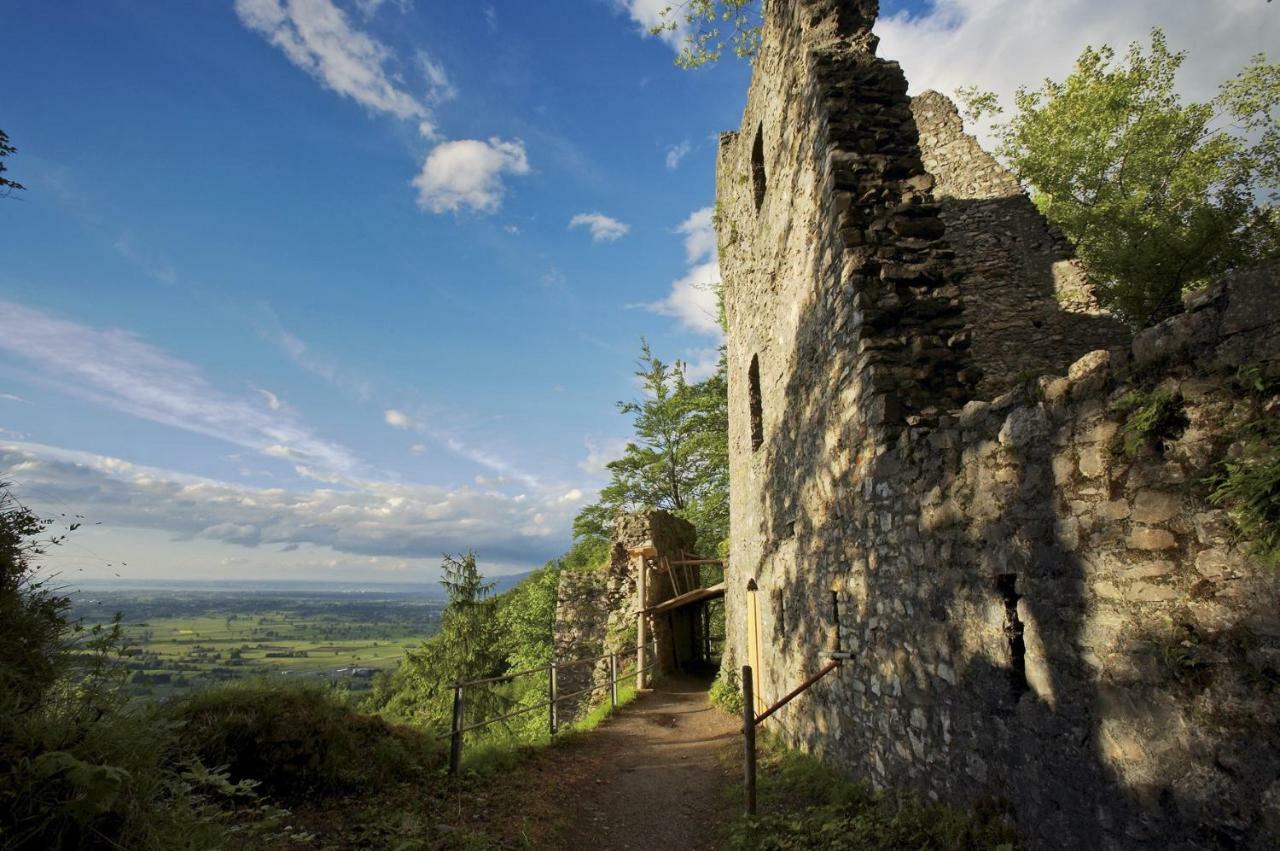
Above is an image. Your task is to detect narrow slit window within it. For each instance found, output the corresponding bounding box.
[996,574,1029,701]
[749,354,764,451]
[751,123,766,212]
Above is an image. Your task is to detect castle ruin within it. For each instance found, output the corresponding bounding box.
[716,1,1280,847]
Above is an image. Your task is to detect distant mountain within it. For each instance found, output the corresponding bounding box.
[491,570,534,595]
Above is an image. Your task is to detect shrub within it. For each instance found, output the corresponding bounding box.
[168,681,441,800]
[1109,388,1189,457]
[709,668,744,716]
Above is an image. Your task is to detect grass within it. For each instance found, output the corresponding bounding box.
[725,734,1019,850]
[107,610,427,703]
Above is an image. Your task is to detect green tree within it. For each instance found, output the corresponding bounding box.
[651,0,762,68]
[369,552,505,729]
[961,31,1280,325]
[0,485,67,714]
[0,129,26,197]
[574,343,729,555]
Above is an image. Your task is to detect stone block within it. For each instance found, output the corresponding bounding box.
[1127,527,1178,551]
[1132,490,1181,525]
[1129,582,1181,602]
[1078,445,1106,478]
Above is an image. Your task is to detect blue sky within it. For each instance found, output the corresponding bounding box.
[2,0,1274,584]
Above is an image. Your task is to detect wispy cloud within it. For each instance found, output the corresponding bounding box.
[569,212,630,243]
[255,388,284,411]
[0,300,359,480]
[0,393,28,403]
[665,140,691,170]
[1,440,573,566]
[413,137,530,214]
[642,207,723,338]
[256,307,374,401]
[579,435,629,477]
[384,409,413,428]
[235,0,437,133]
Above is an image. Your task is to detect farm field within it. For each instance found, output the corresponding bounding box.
[70,586,446,703]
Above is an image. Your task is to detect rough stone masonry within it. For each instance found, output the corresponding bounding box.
[716,1,1280,848]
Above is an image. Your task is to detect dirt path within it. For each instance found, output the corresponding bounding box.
[512,675,741,850]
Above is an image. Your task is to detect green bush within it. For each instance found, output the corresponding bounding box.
[168,681,441,800]
[709,668,744,716]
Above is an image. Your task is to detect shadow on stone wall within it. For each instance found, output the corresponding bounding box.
[753,262,1280,847]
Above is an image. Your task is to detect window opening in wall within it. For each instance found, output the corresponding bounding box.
[830,590,842,652]
[996,573,1029,700]
[749,354,764,451]
[751,123,766,212]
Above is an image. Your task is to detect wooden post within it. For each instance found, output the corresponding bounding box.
[549,662,559,736]
[667,612,678,670]
[449,683,464,775]
[742,665,757,815]
[609,652,618,708]
[702,603,712,661]
[636,560,648,691]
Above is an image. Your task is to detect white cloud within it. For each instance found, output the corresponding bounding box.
[235,0,430,126]
[0,393,27,403]
[665,140,691,170]
[417,49,457,105]
[384,408,413,429]
[409,443,426,455]
[876,0,1280,148]
[642,206,723,338]
[412,137,530,214]
[559,488,584,503]
[354,0,410,19]
[256,307,374,401]
[0,300,359,479]
[255,388,284,411]
[569,212,631,243]
[579,436,629,477]
[0,440,577,568]
[676,206,717,264]
[614,0,685,47]
[682,347,722,382]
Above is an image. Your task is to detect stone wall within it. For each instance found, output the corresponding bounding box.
[716,1,1280,847]
[552,511,696,720]
[911,91,1128,398]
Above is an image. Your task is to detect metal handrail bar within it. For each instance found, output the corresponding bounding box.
[441,697,555,737]
[452,664,557,688]
[551,645,638,670]
[753,659,842,726]
[441,647,653,741]
[450,644,641,690]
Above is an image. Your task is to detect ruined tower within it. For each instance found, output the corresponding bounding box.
[717,1,1280,847]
